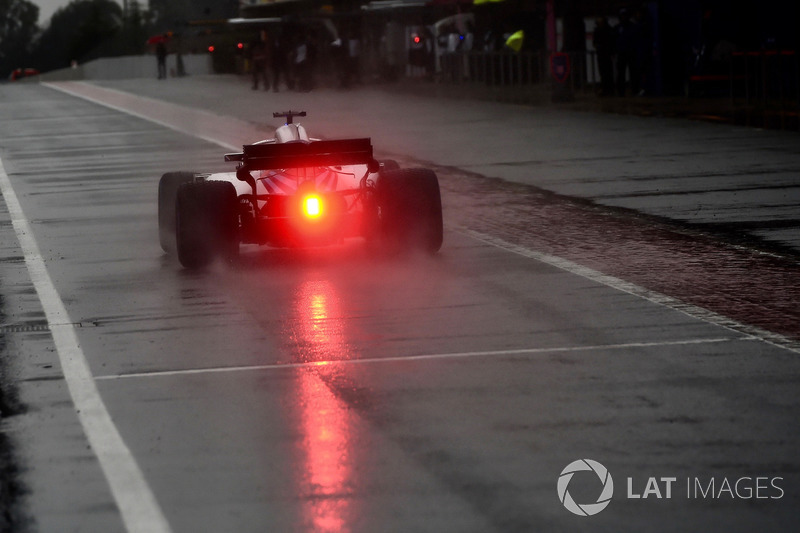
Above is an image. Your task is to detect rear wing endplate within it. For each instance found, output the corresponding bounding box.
[225,138,377,170]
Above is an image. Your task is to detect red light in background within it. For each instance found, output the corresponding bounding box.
[208,45,215,53]
[237,42,244,49]
[413,35,421,44]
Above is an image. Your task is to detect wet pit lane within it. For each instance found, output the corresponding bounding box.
[0,82,799,532]
[438,171,800,345]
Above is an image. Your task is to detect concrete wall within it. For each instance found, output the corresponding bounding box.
[37,54,212,82]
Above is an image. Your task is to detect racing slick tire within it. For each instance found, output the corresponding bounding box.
[158,171,195,253]
[363,160,402,246]
[175,180,239,269]
[377,168,443,253]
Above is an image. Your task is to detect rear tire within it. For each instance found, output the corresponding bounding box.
[158,171,195,253]
[176,181,239,269]
[377,168,443,253]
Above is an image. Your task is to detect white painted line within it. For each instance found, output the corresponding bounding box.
[0,158,172,533]
[461,229,800,355]
[95,336,745,380]
[43,81,242,151]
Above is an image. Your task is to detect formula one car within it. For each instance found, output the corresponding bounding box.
[158,111,443,268]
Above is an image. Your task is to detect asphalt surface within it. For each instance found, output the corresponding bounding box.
[0,76,798,532]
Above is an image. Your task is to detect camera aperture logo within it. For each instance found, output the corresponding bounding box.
[557,459,614,516]
[557,459,785,517]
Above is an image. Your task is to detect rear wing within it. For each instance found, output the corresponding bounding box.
[225,138,377,171]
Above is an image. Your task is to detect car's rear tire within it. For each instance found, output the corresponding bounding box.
[377,168,443,253]
[363,160,402,246]
[158,171,195,253]
[176,180,239,269]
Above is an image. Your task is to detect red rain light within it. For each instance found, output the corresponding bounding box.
[303,194,323,219]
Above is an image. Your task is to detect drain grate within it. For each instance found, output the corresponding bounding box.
[0,322,98,334]
[0,324,50,333]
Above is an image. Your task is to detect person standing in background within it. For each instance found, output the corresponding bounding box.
[615,8,642,96]
[272,30,290,92]
[251,30,270,91]
[156,38,167,80]
[593,17,615,96]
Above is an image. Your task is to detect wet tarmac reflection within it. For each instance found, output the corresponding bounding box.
[293,279,352,364]
[291,278,357,532]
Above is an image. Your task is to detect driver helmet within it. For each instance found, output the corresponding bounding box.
[275,123,310,143]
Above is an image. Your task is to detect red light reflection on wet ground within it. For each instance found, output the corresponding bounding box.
[291,278,357,532]
[297,369,353,532]
[293,279,352,364]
